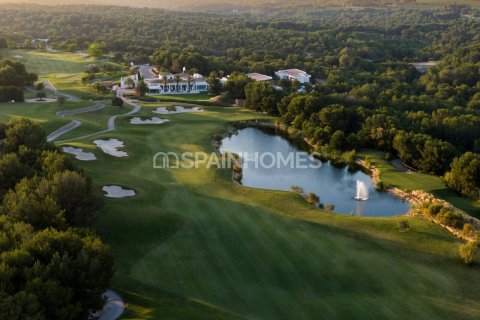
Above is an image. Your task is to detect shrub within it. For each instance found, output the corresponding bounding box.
[57,96,66,105]
[436,207,464,229]
[325,204,335,212]
[36,92,46,100]
[422,203,443,217]
[112,96,123,107]
[398,220,410,232]
[0,86,24,102]
[342,150,356,164]
[290,185,304,194]
[462,224,475,237]
[458,241,477,265]
[376,180,385,191]
[233,173,242,182]
[306,192,320,205]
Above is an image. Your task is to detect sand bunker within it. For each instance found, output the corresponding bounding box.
[130,117,169,124]
[153,106,203,114]
[62,146,97,161]
[25,98,58,103]
[93,139,128,157]
[12,55,23,59]
[102,185,136,198]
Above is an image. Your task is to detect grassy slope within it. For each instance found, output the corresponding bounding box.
[358,150,480,218]
[0,100,92,134]
[50,104,479,320]
[0,49,103,98]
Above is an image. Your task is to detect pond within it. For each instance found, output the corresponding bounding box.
[219,127,410,217]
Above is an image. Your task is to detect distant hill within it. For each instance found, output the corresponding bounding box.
[0,0,477,11]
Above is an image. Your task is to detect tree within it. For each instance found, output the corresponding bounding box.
[124,77,134,89]
[112,96,123,107]
[87,42,107,59]
[93,82,102,93]
[174,74,181,92]
[458,241,477,265]
[329,130,347,151]
[57,96,66,106]
[135,80,148,96]
[35,82,44,91]
[0,37,7,48]
[445,152,480,200]
[244,81,281,114]
[0,217,113,320]
[1,118,49,154]
[306,192,319,205]
[325,204,335,211]
[2,176,66,230]
[36,92,46,101]
[50,170,103,227]
[398,220,410,232]
[207,72,222,95]
[224,72,252,99]
[85,64,100,75]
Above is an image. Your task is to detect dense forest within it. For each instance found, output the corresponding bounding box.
[0,59,112,320]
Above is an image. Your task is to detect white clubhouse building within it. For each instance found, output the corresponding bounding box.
[275,69,311,83]
[120,66,209,94]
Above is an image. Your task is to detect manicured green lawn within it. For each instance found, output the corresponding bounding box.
[61,106,480,319]
[150,92,212,101]
[0,49,105,98]
[0,100,92,134]
[358,150,480,218]
[1,100,480,319]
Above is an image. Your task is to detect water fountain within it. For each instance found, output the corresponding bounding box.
[355,180,369,201]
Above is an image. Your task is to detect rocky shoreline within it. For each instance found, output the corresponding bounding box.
[213,121,479,243]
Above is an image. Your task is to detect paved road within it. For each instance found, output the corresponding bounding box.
[98,290,125,320]
[138,65,157,80]
[46,104,106,142]
[55,95,141,143]
[44,80,82,102]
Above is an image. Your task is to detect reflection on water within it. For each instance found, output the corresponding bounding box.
[220,127,410,217]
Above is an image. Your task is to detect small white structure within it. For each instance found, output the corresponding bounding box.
[275,69,311,83]
[246,73,273,82]
[410,61,439,74]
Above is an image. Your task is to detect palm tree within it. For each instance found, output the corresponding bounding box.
[162,72,169,93]
[187,75,192,92]
[124,77,134,88]
[93,82,102,93]
[174,75,181,92]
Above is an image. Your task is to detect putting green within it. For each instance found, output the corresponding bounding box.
[1,98,480,319]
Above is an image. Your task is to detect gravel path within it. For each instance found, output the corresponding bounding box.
[44,80,82,102]
[98,290,125,320]
[55,96,142,143]
[46,104,106,142]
